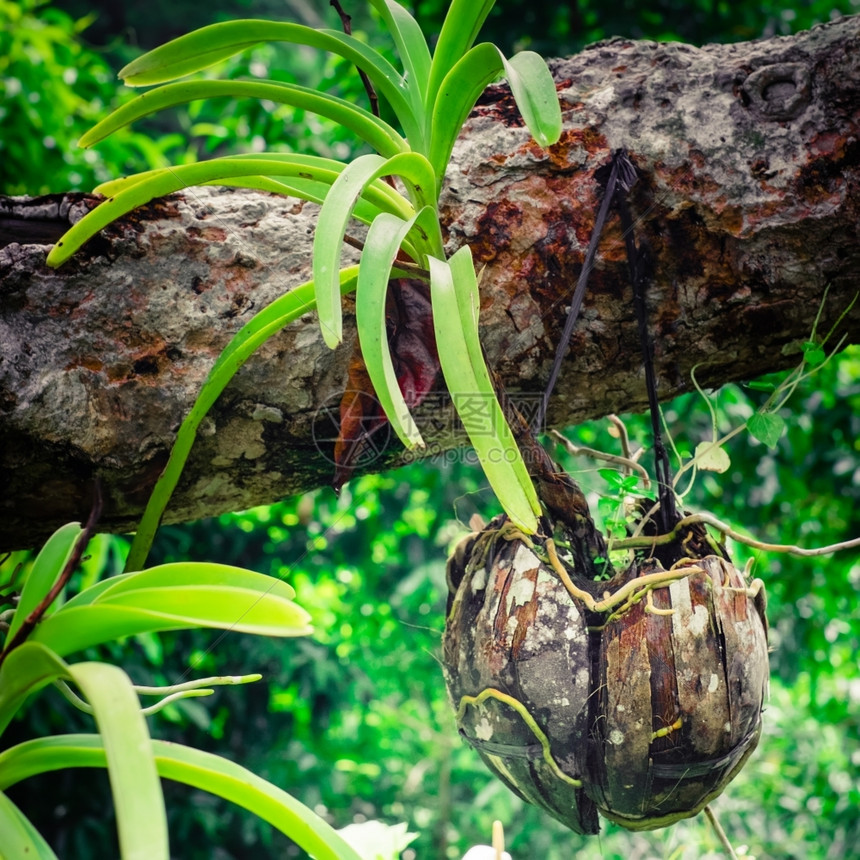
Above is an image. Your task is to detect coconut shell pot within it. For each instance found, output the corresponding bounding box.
[443,513,769,834]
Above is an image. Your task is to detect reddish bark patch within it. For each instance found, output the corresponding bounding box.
[102,197,181,236]
[471,199,522,263]
[472,83,526,127]
[546,127,609,169]
[654,158,722,199]
[794,138,859,203]
[187,225,229,242]
[66,355,104,373]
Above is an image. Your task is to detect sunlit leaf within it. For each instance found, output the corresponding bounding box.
[338,820,418,860]
[5,523,82,644]
[61,562,296,609]
[693,441,731,473]
[598,469,626,490]
[0,735,363,860]
[80,80,407,159]
[801,340,826,366]
[747,412,785,448]
[429,248,541,533]
[0,791,58,860]
[35,582,312,657]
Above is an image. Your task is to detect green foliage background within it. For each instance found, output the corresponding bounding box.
[2,1,859,858]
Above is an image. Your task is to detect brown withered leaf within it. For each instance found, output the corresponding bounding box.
[332,353,390,491]
[332,279,440,490]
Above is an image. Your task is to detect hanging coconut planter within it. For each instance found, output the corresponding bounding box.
[443,149,769,836]
[443,513,769,834]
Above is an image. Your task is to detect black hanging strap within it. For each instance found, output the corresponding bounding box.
[537,148,678,530]
[614,186,678,530]
[534,151,637,432]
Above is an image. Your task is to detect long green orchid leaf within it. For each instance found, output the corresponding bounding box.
[0,791,58,860]
[426,0,495,112]
[313,151,437,348]
[0,735,363,860]
[91,170,394,233]
[428,43,561,183]
[0,646,168,860]
[46,156,405,267]
[0,642,70,737]
[32,588,311,658]
[69,662,168,860]
[61,562,296,610]
[5,523,81,644]
[429,249,541,533]
[427,42,503,183]
[125,268,359,572]
[368,0,431,117]
[118,20,422,146]
[355,206,441,449]
[499,49,562,147]
[80,80,408,159]
[216,152,414,221]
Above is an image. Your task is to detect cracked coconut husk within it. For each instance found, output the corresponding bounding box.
[443,502,769,835]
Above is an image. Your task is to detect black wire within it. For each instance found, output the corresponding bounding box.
[614,166,678,529]
[537,148,677,528]
[533,154,625,433]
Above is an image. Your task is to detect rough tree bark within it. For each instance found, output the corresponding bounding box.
[1,17,858,550]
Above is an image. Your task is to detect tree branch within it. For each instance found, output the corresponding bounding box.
[1,17,859,550]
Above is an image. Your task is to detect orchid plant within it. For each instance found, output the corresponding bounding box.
[46,0,563,570]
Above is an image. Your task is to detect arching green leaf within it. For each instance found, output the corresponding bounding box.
[426,0,495,112]
[0,642,70,737]
[429,248,541,533]
[91,170,394,231]
[500,49,562,147]
[428,42,503,183]
[80,80,407,159]
[46,156,407,267]
[68,662,168,860]
[60,562,296,609]
[0,648,168,860]
[5,523,82,644]
[124,268,359,572]
[313,151,437,348]
[0,735,363,860]
[118,20,422,145]
[428,44,561,183]
[33,586,311,657]
[368,0,431,118]
[355,207,440,449]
